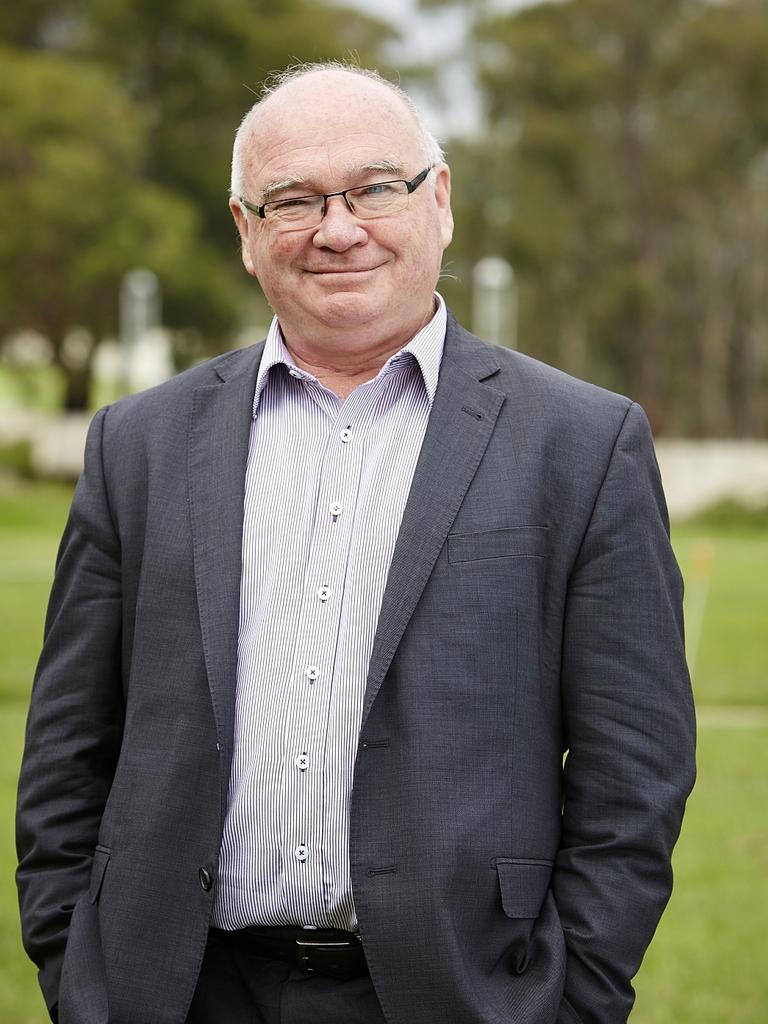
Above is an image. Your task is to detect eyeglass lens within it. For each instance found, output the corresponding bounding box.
[267,179,410,226]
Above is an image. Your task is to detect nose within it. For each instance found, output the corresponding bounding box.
[312,195,368,251]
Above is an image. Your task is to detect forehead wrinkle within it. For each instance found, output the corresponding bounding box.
[248,114,416,160]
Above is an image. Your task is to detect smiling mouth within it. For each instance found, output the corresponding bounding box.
[307,264,385,276]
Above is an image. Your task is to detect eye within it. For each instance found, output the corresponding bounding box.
[273,196,315,211]
[360,182,396,197]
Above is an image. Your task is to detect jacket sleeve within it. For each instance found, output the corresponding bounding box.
[554,402,696,1024]
[16,406,125,1019]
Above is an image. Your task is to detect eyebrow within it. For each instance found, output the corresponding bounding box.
[349,159,404,179]
[259,176,313,203]
[258,160,406,203]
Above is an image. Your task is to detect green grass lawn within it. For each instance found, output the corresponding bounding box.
[0,704,49,1024]
[673,522,768,707]
[0,481,71,703]
[632,723,768,1024]
[0,480,766,1022]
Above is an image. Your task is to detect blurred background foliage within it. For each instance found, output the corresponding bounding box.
[440,0,768,436]
[0,0,396,406]
[1,0,767,433]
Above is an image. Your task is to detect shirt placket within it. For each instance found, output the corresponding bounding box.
[280,389,368,921]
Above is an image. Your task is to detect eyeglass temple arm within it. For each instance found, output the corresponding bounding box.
[406,167,432,193]
[239,197,266,218]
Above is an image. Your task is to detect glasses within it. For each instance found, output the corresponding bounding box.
[239,166,432,230]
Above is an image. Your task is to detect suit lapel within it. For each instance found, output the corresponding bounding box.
[188,344,263,815]
[361,319,505,727]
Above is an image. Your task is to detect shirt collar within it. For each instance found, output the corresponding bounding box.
[252,293,447,416]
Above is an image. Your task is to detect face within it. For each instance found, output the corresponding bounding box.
[230,70,453,358]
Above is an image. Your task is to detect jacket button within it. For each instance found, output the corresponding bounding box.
[198,867,213,892]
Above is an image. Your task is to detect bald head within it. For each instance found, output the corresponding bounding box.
[231,63,444,200]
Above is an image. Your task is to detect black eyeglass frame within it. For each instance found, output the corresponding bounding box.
[238,166,433,221]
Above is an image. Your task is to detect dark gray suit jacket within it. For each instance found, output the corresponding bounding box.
[17,314,695,1024]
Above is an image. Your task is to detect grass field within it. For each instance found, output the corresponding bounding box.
[673,522,768,707]
[0,479,766,1023]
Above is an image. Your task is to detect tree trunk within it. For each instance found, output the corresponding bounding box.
[63,365,91,411]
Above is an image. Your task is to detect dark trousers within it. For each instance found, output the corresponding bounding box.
[186,929,388,1024]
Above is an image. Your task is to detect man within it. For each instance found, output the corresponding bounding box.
[17,63,695,1024]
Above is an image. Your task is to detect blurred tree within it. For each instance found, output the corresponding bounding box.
[435,0,768,436]
[0,46,239,408]
[0,0,395,265]
[657,0,768,437]
[0,0,395,408]
[80,0,397,252]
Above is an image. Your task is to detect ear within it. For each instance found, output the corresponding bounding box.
[433,164,454,249]
[229,196,258,277]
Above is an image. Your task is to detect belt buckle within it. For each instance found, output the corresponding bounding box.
[295,937,357,977]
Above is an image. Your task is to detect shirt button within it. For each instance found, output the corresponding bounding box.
[295,753,309,771]
[198,867,213,892]
[289,368,302,378]
[295,846,308,863]
[306,666,319,682]
[329,502,343,517]
[340,428,352,443]
[317,585,331,602]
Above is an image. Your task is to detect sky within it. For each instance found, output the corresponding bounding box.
[340,0,543,137]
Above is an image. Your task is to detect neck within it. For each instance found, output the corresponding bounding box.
[280,301,437,400]
[285,344,400,399]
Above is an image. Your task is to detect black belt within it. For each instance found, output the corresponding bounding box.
[211,925,368,980]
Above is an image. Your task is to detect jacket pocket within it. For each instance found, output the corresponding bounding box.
[447,526,548,564]
[88,846,111,904]
[495,859,553,919]
[59,896,109,1023]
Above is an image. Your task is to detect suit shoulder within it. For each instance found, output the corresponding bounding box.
[499,345,631,417]
[448,318,634,432]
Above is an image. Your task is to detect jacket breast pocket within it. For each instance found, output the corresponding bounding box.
[447,526,548,564]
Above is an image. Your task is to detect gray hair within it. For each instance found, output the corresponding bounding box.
[230,61,446,200]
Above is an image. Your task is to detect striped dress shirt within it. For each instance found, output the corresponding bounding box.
[212,296,447,931]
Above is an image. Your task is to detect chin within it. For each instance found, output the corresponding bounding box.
[314,293,382,328]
